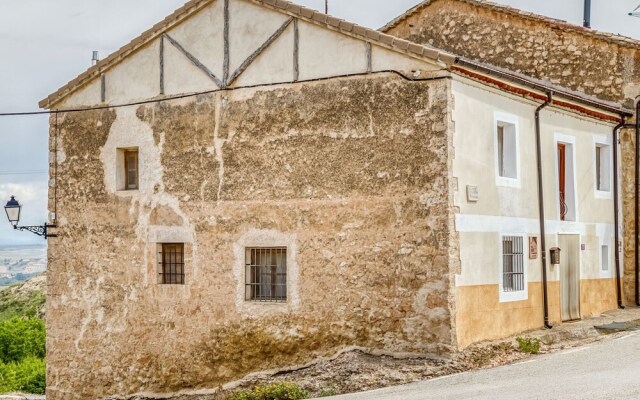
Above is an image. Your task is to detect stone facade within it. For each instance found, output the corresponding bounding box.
[384,0,640,108]
[46,74,457,399]
[385,0,639,307]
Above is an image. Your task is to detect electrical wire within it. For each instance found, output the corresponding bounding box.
[0,171,47,176]
[0,70,441,118]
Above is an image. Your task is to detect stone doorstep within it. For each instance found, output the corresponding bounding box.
[0,395,45,400]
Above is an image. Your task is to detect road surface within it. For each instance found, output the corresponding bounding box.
[324,332,640,400]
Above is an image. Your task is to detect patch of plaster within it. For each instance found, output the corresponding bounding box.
[232,229,300,315]
[99,107,197,286]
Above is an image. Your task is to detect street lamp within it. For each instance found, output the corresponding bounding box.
[4,196,57,239]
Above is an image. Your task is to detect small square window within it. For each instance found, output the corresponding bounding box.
[245,247,287,302]
[117,148,139,191]
[595,144,611,192]
[601,245,609,272]
[158,243,184,285]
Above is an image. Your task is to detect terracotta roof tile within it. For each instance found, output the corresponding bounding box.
[40,0,454,109]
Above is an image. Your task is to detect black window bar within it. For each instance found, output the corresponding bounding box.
[245,247,287,302]
[503,236,524,292]
[159,243,185,285]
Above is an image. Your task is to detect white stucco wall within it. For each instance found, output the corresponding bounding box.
[452,76,617,290]
[56,0,442,108]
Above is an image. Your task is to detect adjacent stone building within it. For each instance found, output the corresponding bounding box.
[383,0,640,309]
[40,0,631,398]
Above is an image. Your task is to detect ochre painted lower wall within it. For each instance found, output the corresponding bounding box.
[580,278,618,317]
[456,279,617,348]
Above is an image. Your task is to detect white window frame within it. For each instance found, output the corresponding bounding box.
[493,112,521,188]
[593,135,613,199]
[599,236,614,278]
[554,133,579,222]
[116,146,140,192]
[233,230,300,315]
[498,233,529,303]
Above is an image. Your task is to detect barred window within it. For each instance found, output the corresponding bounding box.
[502,236,524,292]
[159,243,184,285]
[245,247,287,302]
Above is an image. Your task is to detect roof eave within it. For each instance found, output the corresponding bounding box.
[453,58,633,120]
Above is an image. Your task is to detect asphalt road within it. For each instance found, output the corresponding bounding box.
[323,332,640,400]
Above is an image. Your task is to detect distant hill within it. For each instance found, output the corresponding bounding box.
[0,273,45,321]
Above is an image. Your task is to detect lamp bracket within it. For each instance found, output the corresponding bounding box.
[14,223,57,239]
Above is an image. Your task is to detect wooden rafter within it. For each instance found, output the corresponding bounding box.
[163,33,225,88]
[226,18,294,86]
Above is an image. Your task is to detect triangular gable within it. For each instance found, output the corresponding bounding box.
[41,0,456,109]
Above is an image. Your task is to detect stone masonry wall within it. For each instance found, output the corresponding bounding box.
[385,0,640,108]
[46,74,456,400]
[386,0,640,306]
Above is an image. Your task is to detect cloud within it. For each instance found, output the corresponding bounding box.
[0,181,48,246]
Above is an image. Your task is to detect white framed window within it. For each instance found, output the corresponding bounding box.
[498,233,528,302]
[554,133,579,222]
[494,112,520,188]
[593,135,612,199]
[116,147,139,191]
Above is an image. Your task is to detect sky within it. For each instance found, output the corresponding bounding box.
[0,0,640,245]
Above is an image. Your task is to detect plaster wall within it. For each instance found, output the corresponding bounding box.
[452,76,618,345]
[57,0,440,109]
[46,74,456,400]
[168,0,225,80]
[387,0,638,310]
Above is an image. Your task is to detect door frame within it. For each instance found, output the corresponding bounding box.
[554,133,579,222]
[557,233,582,321]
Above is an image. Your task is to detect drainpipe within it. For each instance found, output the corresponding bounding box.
[535,92,553,329]
[613,118,625,309]
[636,101,640,306]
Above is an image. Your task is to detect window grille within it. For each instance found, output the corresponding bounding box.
[503,236,524,292]
[159,243,184,284]
[245,247,287,302]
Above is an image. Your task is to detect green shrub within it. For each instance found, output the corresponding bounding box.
[516,336,541,354]
[0,317,45,364]
[228,382,308,400]
[0,356,45,395]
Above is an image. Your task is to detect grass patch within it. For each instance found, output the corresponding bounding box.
[228,382,308,400]
[516,336,541,354]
